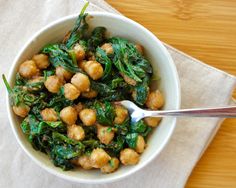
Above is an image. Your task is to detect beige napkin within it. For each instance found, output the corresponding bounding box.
[0,0,235,188]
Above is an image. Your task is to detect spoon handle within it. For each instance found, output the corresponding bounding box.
[145,106,236,118]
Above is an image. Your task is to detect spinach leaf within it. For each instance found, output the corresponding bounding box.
[82,139,101,152]
[27,114,66,136]
[131,120,147,133]
[131,120,152,137]
[125,133,138,149]
[43,69,55,79]
[91,81,115,96]
[3,74,38,107]
[41,44,80,73]
[91,81,127,101]
[110,77,125,89]
[93,101,115,126]
[133,75,150,106]
[114,117,130,135]
[15,73,26,86]
[96,47,112,80]
[65,2,89,49]
[21,114,84,170]
[47,87,73,112]
[88,27,106,51]
[50,132,85,170]
[103,136,125,156]
[21,117,30,135]
[109,37,152,83]
[25,79,44,92]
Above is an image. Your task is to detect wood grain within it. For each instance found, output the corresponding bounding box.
[106,0,236,187]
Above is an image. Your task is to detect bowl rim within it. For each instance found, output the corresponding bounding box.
[6,11,181,184]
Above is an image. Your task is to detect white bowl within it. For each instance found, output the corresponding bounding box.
[6,12,181,184]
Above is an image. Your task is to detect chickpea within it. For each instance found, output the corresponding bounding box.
[144,117,162,127]
[81,89,98,98]
[73,43,85,61]
[135,135,145,153]
[32,54,49,69]
[84,61,103,80]
[114,105,128,124]
[12,105,30,118]
[101,157,119,173]
[56,66,73,82]
[90,148,111,168]
[19,60,39,78]
[97,124,115,145]
[44,75,62,93]
[71,73,90,92]
[135,44,144,55]
[67,124,85,141]
[101,43,113,55]
[121,73,136,86]
[64,83,80,100]
[120,148,139,165]
[41,108,58,121]
[79,109,96,126]
[74,102,84,115]
[78,155,93,170]
[145,90,164,110]
[60,106,77,125]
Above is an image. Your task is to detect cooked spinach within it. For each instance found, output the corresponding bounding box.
[2,2,158,172]
[64,2,89,49]
[93,101,115,126]
[109,37,152,83]
[125,133,138,149]
[96,47,112,80]
[88,27,106,51]
[131,120,152,137]
[41,44,80,73]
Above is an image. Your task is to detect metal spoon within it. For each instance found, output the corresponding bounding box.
[116,100,236,123]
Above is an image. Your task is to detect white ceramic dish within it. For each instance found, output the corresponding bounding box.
[6,12,181,184]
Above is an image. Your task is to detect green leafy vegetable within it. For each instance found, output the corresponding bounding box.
[64,2,89,49]
[2,1,157,172]
[41,44,80,73]
[96,47,112,80]
[93,101,115,126]
[47,87,73,112]
[131,120,152,137]
[125,133,138,149]
[109,37,152,83]
[88,27,106,51]
[103,136,125,156]
[132,75,151,106]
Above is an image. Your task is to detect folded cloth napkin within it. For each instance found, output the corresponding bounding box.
[0,0,235,188]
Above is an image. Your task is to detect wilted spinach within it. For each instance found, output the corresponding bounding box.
[41,44,80,73]
[131,120,152,137]
[64,2,89,49]
[96,47,112,80]
[109,37,152,83]
[2,1,157,172]
[125,133,138,149]
[93,101,115,126]
[88,27,106,51]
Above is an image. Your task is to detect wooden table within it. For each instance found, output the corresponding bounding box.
[106,0,236,187]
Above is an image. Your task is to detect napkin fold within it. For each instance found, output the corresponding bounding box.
[0,0,235,188]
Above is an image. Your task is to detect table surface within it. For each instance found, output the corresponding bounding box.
[106,0,236,187]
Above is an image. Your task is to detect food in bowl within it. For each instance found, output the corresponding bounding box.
[3,3,165,173]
